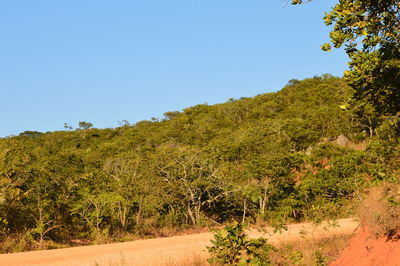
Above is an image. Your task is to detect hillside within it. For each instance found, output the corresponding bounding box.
[0,75,397,252]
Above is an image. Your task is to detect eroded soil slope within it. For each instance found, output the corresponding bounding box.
[331,226,400,266]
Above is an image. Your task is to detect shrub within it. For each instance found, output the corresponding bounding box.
[207,222,275,265]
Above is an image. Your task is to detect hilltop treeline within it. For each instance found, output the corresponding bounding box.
[0,75,397,251]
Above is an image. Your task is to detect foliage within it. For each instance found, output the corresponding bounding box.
[0,76,392,250]
[314,250,328,266]
[78,121,94,130]
[293,0,400,134]
[207,222,275,265]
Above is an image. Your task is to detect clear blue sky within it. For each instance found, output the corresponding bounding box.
[0,0,348,137]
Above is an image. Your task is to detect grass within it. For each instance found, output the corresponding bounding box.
[93,252,207,266]
[164,233,352,266]
[270,234,351,265]
[164,253,207,266]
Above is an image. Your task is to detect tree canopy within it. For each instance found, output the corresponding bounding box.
[2,76,397,252]
[293,0,400,133]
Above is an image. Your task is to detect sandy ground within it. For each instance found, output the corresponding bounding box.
[0,218,358,266]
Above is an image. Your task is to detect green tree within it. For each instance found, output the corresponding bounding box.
[71,188,124,240]
[293,0,400,132]
[78,121,93,130]
[154,144,229,225]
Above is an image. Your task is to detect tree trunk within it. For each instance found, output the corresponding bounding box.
[259,189,268,217]
[136,196,145,228]
[242,199,247,223]
[195,202,201,225]
[187,206,196,225]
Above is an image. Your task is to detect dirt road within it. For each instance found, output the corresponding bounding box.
[0,218,358,266]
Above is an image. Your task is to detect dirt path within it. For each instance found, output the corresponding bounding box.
[0,218,358,266]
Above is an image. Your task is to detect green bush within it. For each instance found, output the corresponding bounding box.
[207,222,275,265]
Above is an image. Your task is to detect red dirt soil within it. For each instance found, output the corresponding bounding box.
[331,227,400,266]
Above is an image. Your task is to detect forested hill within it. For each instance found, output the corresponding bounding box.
[7,75,353,154]
[2,74,391,251]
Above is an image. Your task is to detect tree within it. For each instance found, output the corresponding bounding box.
[78,121,93,130]
[102,155,161,232]
[154,144,230,225]
[71,188,124,240]
[293,0,400,132]
[28,181,61,249]
[63,123,73,131]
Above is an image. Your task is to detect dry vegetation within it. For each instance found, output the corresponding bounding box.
[359,182,400,240]
[270,234,351,265]
[163,234,352,266]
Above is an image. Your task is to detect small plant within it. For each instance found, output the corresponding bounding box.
[207,222,275,265]
[314,250,328,266]
[289,250,304,265]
